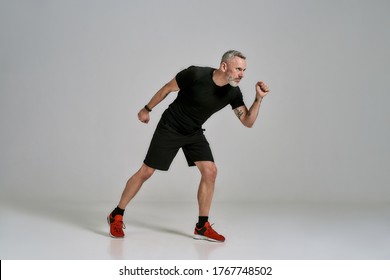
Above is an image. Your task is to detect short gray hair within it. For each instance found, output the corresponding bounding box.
[221,50,246,63]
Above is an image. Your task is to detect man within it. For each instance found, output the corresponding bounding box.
[108,50,269,242]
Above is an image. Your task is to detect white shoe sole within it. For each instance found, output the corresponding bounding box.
[193,234,224,242]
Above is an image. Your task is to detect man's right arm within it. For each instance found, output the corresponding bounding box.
[138,78,179,124]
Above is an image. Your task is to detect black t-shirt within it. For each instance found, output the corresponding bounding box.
[161,66,245,134]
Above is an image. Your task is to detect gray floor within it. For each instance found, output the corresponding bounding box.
[1,200,389,260]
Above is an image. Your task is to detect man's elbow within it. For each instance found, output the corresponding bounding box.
[243,121,254,128]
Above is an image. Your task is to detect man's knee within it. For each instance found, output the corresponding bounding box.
[198,162,217,181]
[138,164,155,181]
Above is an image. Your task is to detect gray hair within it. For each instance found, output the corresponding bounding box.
[221,50,246,63]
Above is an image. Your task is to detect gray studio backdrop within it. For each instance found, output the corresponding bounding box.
[1,0,389,204]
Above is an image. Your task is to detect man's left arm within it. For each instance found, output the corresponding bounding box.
[234,81,270,128]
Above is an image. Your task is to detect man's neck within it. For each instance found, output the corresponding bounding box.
[212,69,228,87]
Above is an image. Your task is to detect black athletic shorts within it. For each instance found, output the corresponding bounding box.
[143,118,214,171]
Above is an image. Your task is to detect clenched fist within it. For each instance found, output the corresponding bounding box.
[256,81,270,98]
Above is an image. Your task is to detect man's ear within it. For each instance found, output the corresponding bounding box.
[220,62,227,72]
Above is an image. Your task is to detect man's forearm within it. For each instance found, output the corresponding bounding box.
[146,86,170,110]
[244,96,263,127]
[145,78,179,110]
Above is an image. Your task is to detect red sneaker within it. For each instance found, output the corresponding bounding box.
[107,214,126,238]
[194,221,225,242]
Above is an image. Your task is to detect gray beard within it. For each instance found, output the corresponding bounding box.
[228,77,239,87]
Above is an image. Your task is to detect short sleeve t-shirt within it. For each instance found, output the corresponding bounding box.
[161,66,245,134]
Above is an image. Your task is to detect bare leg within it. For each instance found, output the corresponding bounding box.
[195,161,217,216]
[117,163,155,209]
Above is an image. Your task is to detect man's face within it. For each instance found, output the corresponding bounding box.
[224,56,247,87]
